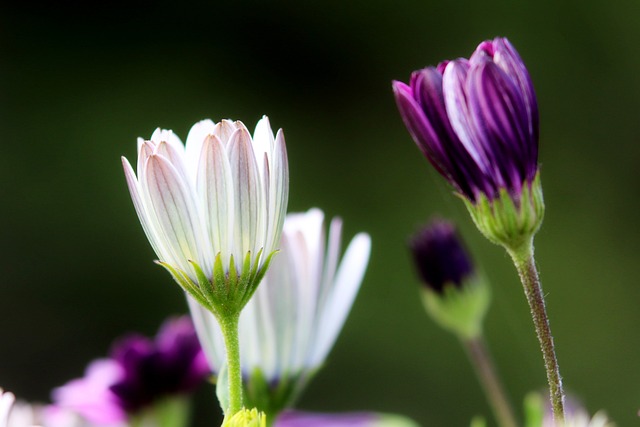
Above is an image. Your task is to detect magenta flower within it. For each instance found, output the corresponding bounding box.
[108,316,210,413]
[393,37,538,203]
[51,317,209,424]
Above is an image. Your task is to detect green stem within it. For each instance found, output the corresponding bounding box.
[462,337,518,427]
[508,240,565,424]
[219,312,243,417]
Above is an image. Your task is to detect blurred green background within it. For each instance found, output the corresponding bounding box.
[2,0,640,425]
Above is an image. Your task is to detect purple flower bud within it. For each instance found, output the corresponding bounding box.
[409,220,474,293]
[393,37,539,203]
[108,317,211,413]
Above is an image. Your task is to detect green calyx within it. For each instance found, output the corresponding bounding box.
[157,249,278,320]
[420,276,491,340]
[462,173,544,256]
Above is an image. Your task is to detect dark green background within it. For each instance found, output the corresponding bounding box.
[2,1,640,425]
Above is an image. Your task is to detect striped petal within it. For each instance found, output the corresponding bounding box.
[443,59,492,174]
[122,157,172,265]
[144,154,208,274]
[185,119,216,179]
[264,128,289,254]
[467,61,529,191]
[197,135,234,261]
[227,127,263,263]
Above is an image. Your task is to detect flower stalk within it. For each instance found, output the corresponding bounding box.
[508,239,564,423]
[219,313,243,418]
[462,337,518,427]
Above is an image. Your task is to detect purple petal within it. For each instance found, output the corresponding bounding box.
[409,220,474,293]
[467,61,531,194]
[392,80,451,177]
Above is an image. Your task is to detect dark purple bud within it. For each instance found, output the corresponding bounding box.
[409,220,474,293]
[393,37,539,203]
[108,316,211,413]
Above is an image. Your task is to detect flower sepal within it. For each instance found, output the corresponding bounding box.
[420,276,490,340]
[462,173,544,256]
[157,249,278,321]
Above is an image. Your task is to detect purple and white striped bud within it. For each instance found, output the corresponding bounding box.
[393,37,538,203]
[394,38,544,252]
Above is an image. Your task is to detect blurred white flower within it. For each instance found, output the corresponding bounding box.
[1,389,16,427]
[122,117,289,315]
[543,411,613,427]
[190,208,372,411]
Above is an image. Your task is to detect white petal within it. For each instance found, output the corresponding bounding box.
[122,157,173,265]
[187,296,226,373]
[150,128,184,153]
[251,116,275,176]
[264,129,289,254]
[144,155,208,274]
[214,120,239,146]
[227,128,263,263]
[185,119,216,178]
[197,135,234,259]
[137,141,154,178]
[155,141,192,187]
[0,389,15,427]
[311,232,371,366]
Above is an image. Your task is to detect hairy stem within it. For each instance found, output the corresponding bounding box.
[219,313,243,418]
[509,240,564,423]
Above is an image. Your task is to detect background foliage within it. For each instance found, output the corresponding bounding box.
[2,1,640,425]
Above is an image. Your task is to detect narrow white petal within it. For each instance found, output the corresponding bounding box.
[150,128,184,153]
[155,141,192,187]
[122,157,173,264]
[136,137,145,155]
[264,129,289,254]
[187,296,226,372]
[144,155,208,274]
[0,389,15,427]
[251,116,275,176]
[197,135,234,260]
[185,119,216,178]
[137,141,155,178]
[213,120,238,146]
[239,285,278,379]
[318,216,343,308]
[227,128,263,263]
[310,232,371,366]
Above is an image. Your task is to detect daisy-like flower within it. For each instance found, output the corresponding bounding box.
[122,116,289,319]
[189,208,372,418]
[51,317,209,427]
[393,37,543,250]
